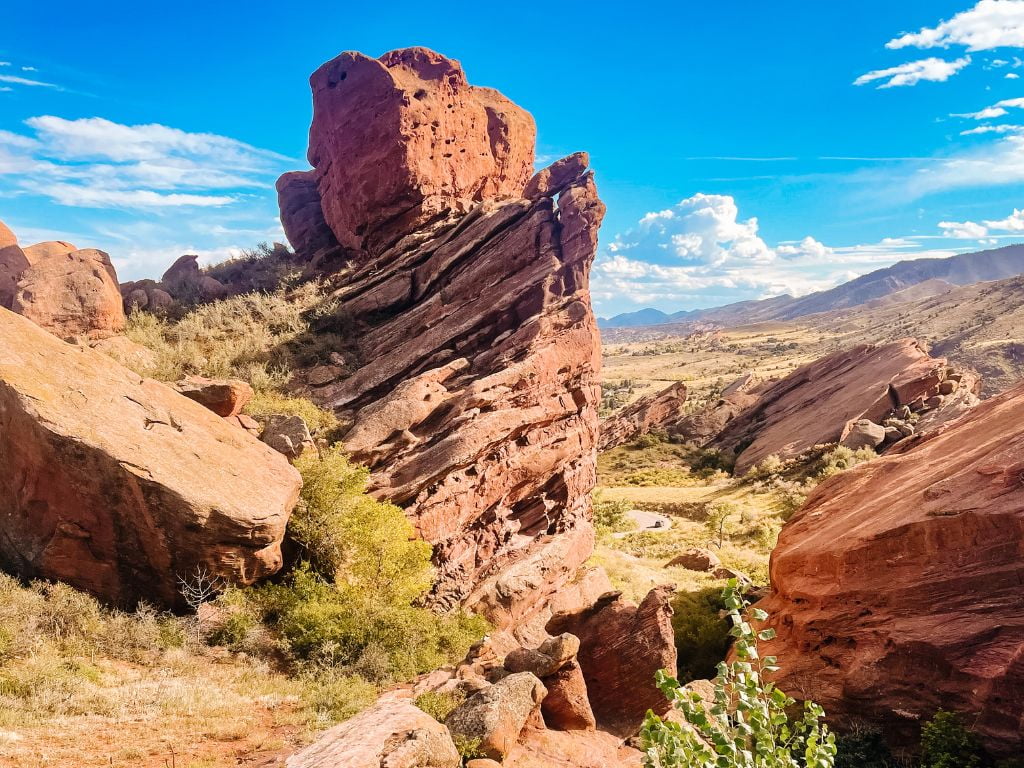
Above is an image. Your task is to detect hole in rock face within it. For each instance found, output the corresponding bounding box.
[414,88,428,100]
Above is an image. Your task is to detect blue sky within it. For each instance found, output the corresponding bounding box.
[3,1,1024,316]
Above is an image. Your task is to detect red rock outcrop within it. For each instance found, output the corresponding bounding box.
[172,375,253,418]
[546,586,677,738]
[759,382,1024,757]
[598,380,687,451]
[669,372,765,444]
[23,240,77,262]
[276,170,341,266]
[286,47,536,257]
[12,248,126,339]
[0,219,30,309]
[0,307,301,609]
[711,339,978,474]
[282,48,603,629]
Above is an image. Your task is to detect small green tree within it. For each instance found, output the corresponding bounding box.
[704,501,735,548]
[640,580,836,768]
[919,711,986,768]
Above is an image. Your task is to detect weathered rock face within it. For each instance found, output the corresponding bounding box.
[0,307,301,609]
[546,586,677,738]
[297,47,536,256]
[670,372,764,445]
[711,340,978,475]
[23,240,77,262]
[598,381,687,451]
[287,694,461,768]
[276,170,342,265]
[759,382,1024,757]
[12,248,126,339]
[0,219,31,309]
[445,672,547,760]
[172,375,253,418]
[281,48,604,628]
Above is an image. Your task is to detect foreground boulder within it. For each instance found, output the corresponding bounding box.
[711,339,979,474]
[283,47,604,628]
[445,672,547,760]
[0,307,301,608]
[546,586,677,737]
[12,248,126,339]
[287,695,460,768]
[669,371,764,445]
[598,381,687,451]
[172,375,253,417]
[759,381,1024,757]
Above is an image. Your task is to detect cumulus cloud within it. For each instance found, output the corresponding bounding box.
[887,0,1024,52]
[936,207,1024,239]
[854,56,971,88]
[0,116,290,209]
[590,196,959,313]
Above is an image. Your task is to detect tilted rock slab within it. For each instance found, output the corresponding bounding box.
[0,219,30,309]
[598,380,687,451]
[280,48,603,628]
[0,308,301,608]
[669,371,765,445]
[711,339,978,474]
[759,381,1024,757]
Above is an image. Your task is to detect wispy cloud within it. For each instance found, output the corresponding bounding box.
[0,116,291,209]
[0,73,61,90]
[887,0,1024,52]
[854,56,971,88]
[953,96,1024,119]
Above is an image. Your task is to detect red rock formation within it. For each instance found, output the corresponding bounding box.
[12,248,126,339]
[172,375,254,418]
[282,48,603,628]
[759,382,1024,757]
[0,219,30,309]
[0,307,301,609]
[276,170,341,266]
[290,47,535,257]
[669,372,764,444]
[546,586,677,738]
[711,340,978,474]
[598,380,687,451]
[23,240,77,262]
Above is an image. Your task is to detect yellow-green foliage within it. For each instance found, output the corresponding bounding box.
[245,389,338,435]
[414,689,468,722]
[124,281,325,388]
[671,588,730,682]
[218,446,489,685]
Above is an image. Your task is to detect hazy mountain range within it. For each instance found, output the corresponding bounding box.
[599,243,1024,329]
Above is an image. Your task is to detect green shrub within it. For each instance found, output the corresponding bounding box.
[816,446,875,479]
[640,580,836,768]
[670,588,730,682]
[415,689,467,722]
[919,711,987,768]
[834,725,897,767]
[593,492,633,537]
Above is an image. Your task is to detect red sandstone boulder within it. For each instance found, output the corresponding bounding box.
[0,307,301,609]
[287,694,460,768]
[445,672,547,761]
[276,170,342,264]
[711,340,978,474]
[546,586,677,737]
[298,47,536,255]
[23,240,77,261]
[12,248,126,339]
[504,727,642,768]
[759,381,1024,757]
[598,380,687,451]
[0,219,30,309]
[172,375,254,417]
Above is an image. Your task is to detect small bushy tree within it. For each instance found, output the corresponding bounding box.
[640,580,836,768]
[919,711,986,768]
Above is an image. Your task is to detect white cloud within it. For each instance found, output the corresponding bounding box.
[888,1,1024,51]
[854,56,971,88]
[610,194,776,268]
[959,123,1024,134]
[955,96,1024,120]
[939,219,990,238]
[0,62,9,67]
[0,73,60,89]
[776,236,833,260]
[21,66,37,72]
[1007,71,1021,77]
[985,207,1024,229]
[0,116,291,210]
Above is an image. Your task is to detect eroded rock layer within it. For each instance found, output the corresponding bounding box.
[759,382,1024,757]
[280,48,604,628]
[598,380,687,451]
[711,339,978,474]
[0,307,301,609]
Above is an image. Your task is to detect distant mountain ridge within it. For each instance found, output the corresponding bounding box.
[599,243,1024,329]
